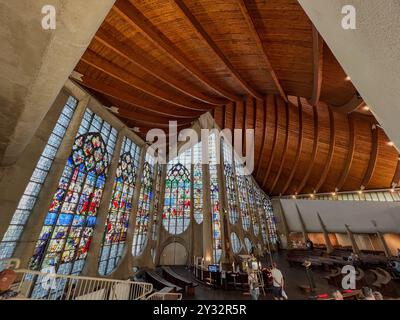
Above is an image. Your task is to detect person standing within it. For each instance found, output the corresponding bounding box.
[271,263,285,300]
[248,271,260,300]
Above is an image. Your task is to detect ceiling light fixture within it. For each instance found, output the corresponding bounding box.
[363,105,370,111]
[387,141,395,147]
[345,75,351,81]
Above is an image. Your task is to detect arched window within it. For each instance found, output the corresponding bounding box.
[209,134,222,263]
[0,97,78,270]
[98,137,141,275]
[162,149,191,235]
[246,177,259,237]
[29,109,117,278]
[230,232,241,254]
[222,139,239,225]
[193,142,203,224]
[132,153,155,256]
[235,160,250,231]
[244,237,253,254]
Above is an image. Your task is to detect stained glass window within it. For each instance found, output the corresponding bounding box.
[193,142,203,224]
[230,232,241,254]
[151,164,163,241]
[0,97,78,270]
[132,153,155,256]
[209,134,222,263]
[246,177,259,237]
[98,137,141,275]
[244,237,253,254]
[162,148,191,235]
[29,109,117,279]
[222,139,239,225]
[255,187,268,245]
[263,197,278,244]
[235,160,250,231]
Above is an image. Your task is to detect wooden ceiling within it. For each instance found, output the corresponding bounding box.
[72,0,400,196]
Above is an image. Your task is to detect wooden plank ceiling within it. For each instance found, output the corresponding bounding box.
[72,0,400,196]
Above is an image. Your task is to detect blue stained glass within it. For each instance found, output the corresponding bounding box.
[45,213,57,225]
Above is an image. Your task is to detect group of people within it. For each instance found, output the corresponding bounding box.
[248,262,287,301]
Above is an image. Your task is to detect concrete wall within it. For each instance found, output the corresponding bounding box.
[0,0,115,166]
[280,199,400,234]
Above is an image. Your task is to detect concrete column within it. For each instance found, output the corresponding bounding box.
[344,224,360,254]
[15,95,89,268]
[0,90,69,240]
[316,212,333,254]
[202,164,213,266]
[0,0,116,166]
[82,127,125,277]
[376,231,391,258]
[295,204,309,243]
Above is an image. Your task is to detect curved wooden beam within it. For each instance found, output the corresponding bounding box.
[311,25,323,106]
[94,28,226,106]
[361,124,379,188]
[262,96,279,188]
[269,101,290,194]
[236,0,287,103]
[336,114,355,190]
[391,159,400,188]
[281,97,303,195]
[118,114,193,129]
[332,94,366,114]
[255,98,268,179]
[80,51,210,112]
[314,104,335,193]
[297,102,320,194]
[76,76,200,119]
[114,0,241,101]
[174,0,263,100]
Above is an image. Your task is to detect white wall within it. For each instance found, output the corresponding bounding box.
[280,199,400,234]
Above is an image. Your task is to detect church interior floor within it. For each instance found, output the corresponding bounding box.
[172,251,334,300]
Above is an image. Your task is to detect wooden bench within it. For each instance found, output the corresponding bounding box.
[161,267,198,296]
[145,271,183,293]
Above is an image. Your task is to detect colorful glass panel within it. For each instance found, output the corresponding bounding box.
[0,97,78,270]
[162,148,191,235]
[98,137,141,275]
[132,153,155,256]
[29,109,117,278]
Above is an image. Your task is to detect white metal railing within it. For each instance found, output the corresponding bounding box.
[11,269,153,300]
[146,292,182,300]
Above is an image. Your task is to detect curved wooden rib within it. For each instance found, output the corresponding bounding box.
[311,26,323,106]
[114,0,241,101]
[269,101,290,194]
[255,99,268,179]
[391,160,400,188]
[118,115,193,129]
[314,104,335,193]
[281,97,303,195]
[262,96,279,188]
[361,125,379,188]
[81,51,210,112]
[297,102,320,194]
[94,28,226,106]
[336,114,355,190]
[77,77,200,119]
[333,94,366,114]
[174,0,263,100]
[236,0,287,103]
